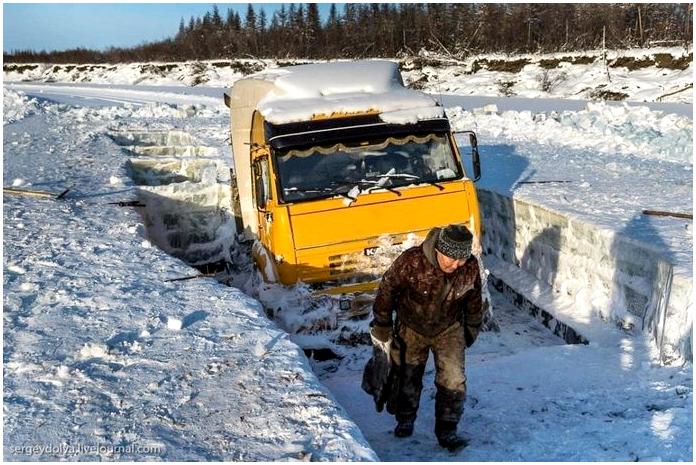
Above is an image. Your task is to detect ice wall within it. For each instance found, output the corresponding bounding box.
[479,189,692,363]
[109,129,237,268]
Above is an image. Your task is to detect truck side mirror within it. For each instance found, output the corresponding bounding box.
[469,133,481,182]
[454,130,482,182]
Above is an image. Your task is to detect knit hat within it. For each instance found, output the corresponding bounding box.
[435,225,473,260]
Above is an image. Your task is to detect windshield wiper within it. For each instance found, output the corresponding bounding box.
[365,182,401,197]
[337,181,402,200]
[374,172,419,181]
[359,178,401,197]
[328,180,401,207]
[420,178,445,191]
[372,172,445,191]
[284,186,350,202]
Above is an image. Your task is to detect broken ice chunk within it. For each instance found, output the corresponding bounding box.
[167,317,183,331]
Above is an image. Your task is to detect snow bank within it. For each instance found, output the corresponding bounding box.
[4,87,218,126]
[448,102,693,164]
[3,89,377,461]
[402,46,693,104]
[453,104,692,277]
[479,190,692,363]
[2,60,265,87]
[3,88,40,124]
[449,99,692,362]
[4,48,692,104]
[64,102,216,122]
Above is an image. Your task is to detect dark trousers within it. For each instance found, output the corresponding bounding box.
[389,321,466,423]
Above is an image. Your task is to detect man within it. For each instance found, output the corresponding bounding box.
[370,224,484,451]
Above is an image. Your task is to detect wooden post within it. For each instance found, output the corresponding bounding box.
[603,26,611,83]
[4,187,57,199]
[643,210,693,220]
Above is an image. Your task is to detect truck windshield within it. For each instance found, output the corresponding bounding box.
[275,133,461,203]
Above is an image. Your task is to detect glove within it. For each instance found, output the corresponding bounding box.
[370,321,392,344]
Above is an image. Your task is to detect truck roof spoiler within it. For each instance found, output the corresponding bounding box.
[223,92,231,109]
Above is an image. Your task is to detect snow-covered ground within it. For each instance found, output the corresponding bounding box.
[2,90,375,461]
[4,46,693,103]
[321,289,692,461]
[402,46,692,104]
[3,52,693,461]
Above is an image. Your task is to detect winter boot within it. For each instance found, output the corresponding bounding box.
[435,420,468,452]
[394,418,415,438]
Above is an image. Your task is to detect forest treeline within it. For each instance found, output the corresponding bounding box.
[4,3,693,64]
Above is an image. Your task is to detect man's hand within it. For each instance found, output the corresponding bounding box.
[370,321,392,344]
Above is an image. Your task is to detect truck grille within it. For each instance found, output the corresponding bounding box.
[328,254,357,275]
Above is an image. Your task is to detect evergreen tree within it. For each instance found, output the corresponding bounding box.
[212,5,223,29]
[325,3,342,57]
[225,8,235,28]
[245,4,258,54]
[245,4,257,32]
[177,17,186,41]
[305,3,321,57]
[328,3,338,26]
[258,9,267,32]
[4,3,693,63]
[277,4,288,28]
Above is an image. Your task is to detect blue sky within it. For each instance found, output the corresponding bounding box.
[3,3,336,53]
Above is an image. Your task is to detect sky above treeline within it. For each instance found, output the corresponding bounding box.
[3,3,338,53]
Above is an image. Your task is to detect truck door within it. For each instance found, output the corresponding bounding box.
[252,155,273,249]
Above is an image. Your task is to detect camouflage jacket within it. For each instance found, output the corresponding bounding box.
[373,228,484,341]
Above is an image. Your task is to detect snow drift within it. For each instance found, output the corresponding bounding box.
[3,88,40,125]
[4,46,692,103]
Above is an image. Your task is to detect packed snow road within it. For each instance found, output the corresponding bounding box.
[7,81,693,117]
[320,289,691,461]
[3,84,692,461]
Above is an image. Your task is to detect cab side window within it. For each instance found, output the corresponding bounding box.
[253,157,272,209]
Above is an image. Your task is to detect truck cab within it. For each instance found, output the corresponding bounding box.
[224,60,481,293]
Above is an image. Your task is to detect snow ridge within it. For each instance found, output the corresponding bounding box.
[3,88,40,124]
[447,102,693,164]
[4,47,692,103]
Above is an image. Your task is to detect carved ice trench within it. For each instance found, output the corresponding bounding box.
[108,130,372,363]
[108,130,352,362]
[109,129,236,271]
[105,129,590,457]
[108,129,586,367]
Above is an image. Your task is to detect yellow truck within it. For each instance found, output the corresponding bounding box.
[223,60,482,299]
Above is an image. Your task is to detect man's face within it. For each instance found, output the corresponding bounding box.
[436,250,467,274]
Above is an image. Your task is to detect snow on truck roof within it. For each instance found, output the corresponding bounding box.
[247,60,444,125]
